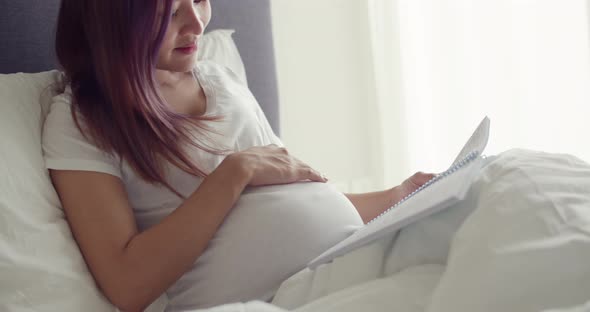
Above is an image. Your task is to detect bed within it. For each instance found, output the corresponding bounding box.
[2,1,590,312]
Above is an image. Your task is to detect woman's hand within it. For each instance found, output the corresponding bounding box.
[388,172,436,206]
[228,144,328,186]
[345,171,436,223]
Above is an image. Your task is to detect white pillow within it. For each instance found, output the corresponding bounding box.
[0,30,250,311]
[0,71,168,312]
[0,31,245,311]
[0,71,115,311]
[427,149,590,312]
[198,29,248,86]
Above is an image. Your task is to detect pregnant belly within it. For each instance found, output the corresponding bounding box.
[166,181,364,311]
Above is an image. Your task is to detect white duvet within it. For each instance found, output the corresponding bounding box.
[183,149,590,312]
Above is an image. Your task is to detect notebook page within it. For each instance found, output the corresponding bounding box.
[307,116,491,269]
[451,116,490,165]
[308,155,484,269]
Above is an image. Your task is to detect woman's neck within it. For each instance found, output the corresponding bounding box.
[155,69,193,90]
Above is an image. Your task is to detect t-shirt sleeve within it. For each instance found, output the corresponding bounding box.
[42,89,123,179]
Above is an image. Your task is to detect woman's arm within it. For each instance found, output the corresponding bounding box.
[50,145,326,312]
[344,189,395,224]
[344,172,435,223]
[50,156,250,312]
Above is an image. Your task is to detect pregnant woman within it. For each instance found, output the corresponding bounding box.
[42,0,433,311]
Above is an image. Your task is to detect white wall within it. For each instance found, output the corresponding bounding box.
[271,1,381,193]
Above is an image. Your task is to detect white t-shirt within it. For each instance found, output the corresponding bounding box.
[42,61,363,310]
[44,61,284,230]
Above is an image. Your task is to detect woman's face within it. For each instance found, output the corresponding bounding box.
[156,0,211,72]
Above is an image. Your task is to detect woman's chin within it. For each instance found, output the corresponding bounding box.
[155,59,198,73]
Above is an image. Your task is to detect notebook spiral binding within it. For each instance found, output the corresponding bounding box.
[367,150,481,225]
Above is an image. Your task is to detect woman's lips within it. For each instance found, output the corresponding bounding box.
[175,44,197,54]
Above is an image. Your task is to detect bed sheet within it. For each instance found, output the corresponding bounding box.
[186,264,444,312]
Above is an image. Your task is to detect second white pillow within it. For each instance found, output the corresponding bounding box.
[427,149,590,312]
[198,29,248,86]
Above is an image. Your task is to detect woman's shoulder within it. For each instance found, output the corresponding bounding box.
[43,84,91,143]
[45,85,75,124]
[44,85,90,134]
[42,84,123,178]
[46,85,79,121]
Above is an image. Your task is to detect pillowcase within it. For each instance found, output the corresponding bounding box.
[427,149,590,312]
[0,71,168,312]
[0,30,246,312]
[0,71,114,311]
[198,29,248,86]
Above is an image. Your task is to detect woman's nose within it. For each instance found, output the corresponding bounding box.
[185,8,205,35]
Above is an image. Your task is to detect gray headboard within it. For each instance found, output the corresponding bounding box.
[0,0,280,136]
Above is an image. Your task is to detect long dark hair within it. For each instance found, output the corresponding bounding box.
[55,0,230,198]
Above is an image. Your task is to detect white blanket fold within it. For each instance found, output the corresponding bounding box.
[180,149,590,312]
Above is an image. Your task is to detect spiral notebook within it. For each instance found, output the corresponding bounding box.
[308,117,491,269]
